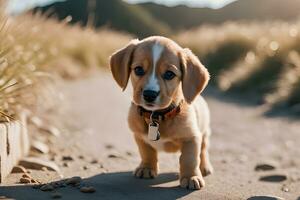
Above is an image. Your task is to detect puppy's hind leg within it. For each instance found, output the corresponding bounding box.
[133,135,158,179]
[200,129,213,176]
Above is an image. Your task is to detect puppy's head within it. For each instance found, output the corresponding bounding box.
[110,36,209,110]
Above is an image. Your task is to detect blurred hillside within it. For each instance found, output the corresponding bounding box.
[28,0,300,114]
[32,0,171,37]
[142,0,300,30]
[176,21,300,113]
[32,0,300,37]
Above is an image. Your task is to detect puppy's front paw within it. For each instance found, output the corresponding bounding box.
[180,176,205,190]
[134,166,157,179]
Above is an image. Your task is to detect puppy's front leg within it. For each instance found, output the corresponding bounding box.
[133,135,158,179]
[180,138,205,190]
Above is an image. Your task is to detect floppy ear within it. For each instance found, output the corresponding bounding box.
[180,48,210,104]
[110,39,139,91]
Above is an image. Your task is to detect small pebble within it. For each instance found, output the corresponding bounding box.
[22,173,31,179]
[281,186,289,192]
[80,186,96,193]
[62,156,74,161]
[20,177,31,184]
[51,182,61,188]
[78,155,85,160]
[259,175,287,182]
[19,157,60,172]
[90,159,98,164]
[40,184,55,191]
[12,166,28,173]
[247,195,284,200]
[65,176,82,185]
[63,162,69,167]
[255,164,276,171]
[105,144,114,149]
[31,141,50,154]
[30,179,38,184]
[108,154,117,158]
[32,184,42,189]
[82,166,89,170]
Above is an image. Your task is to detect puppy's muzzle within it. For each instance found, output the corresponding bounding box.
[143,90,160,103]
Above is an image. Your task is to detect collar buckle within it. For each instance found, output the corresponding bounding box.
[150,112,163,122]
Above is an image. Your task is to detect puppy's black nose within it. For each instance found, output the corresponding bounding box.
[143,90,160,103]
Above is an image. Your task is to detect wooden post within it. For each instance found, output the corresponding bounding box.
[0,114,29,182]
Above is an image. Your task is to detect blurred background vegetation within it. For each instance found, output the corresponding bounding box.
[2,0,300,121]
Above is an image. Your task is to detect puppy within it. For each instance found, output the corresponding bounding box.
[110,36,213,190]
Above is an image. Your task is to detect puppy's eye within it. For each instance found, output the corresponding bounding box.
[134,66,145,76]
[163,70,176,80]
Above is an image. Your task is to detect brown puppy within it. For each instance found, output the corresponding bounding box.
[110,36,213,190]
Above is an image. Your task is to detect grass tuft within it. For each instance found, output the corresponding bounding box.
[176,21,300,110]
[0,5,132,121]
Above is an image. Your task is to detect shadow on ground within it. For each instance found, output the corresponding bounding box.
[0,171,237,200]
[0,172,189,200]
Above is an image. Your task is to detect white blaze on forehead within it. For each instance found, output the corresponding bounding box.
[152,42,164,66]
[144,42,164,92]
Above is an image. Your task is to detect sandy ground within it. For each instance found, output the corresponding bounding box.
[1,71,300,200]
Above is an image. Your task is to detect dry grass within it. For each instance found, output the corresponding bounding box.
[0,12,52,121]
[12,13,132,78]
[0,6,131,121]
[176,21,300,111]
[265,51,300,108]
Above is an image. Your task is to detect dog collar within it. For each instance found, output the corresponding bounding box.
[136,100,183,122]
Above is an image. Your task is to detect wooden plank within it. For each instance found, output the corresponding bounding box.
[0,114,29,183]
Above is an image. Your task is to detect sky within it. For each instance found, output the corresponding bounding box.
[7,0,237,13]
[7,0,63,13]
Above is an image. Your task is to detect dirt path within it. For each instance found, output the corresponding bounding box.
[1,71,300,200]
